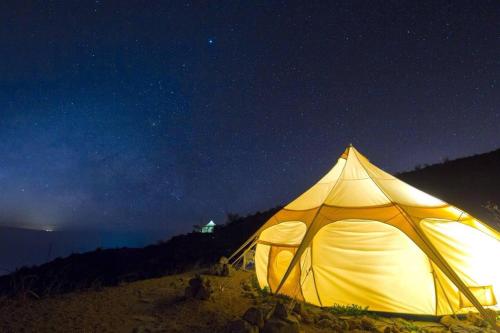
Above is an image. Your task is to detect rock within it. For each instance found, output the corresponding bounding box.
[219,256,229,264]
[195,285,211,300]
[209,263,222,275]
[184,286,194,298]
[185,275,213,300]
[241,281,252,291]
[300,310,313,324]
[262,317,300,333]
[393,318,413,332]
[466,311,488,327]
[316,318,334,329]
[440,315,458,327]
[440,315,485,333]
[243,307,265,328]
[317,311,336,322]
[189,275,203,288]
[291,313,301,323]
[292,302,304,316]
[272,302,288,320]
[315,314,347,331]
[360,315,377,330]
[423,326,448,333]
[283,314,300,326]
[449,326,476,333]
[226,319,258,333]
[336,318,349,331]
[346,317,363,330]
[259,303,275,317]
[221,264,231,276]
[210,262,234,276]
[373,324,399,333]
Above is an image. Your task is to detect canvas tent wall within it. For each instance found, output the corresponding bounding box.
[232,145,499,322]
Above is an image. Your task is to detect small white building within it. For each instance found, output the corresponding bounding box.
[196,220,216,233]
[201,220,216,233]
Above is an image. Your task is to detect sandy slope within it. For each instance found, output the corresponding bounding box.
[0,270,254,333]
[0,269,497,333]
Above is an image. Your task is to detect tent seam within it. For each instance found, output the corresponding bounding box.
[352,148,492,324]
[275,147,351,298]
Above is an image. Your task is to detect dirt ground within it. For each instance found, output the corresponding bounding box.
[0,270,497,333]
[0,270,255,333]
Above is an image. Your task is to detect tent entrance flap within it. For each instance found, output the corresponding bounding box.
[459,286,497,308]
[267,247,303,300]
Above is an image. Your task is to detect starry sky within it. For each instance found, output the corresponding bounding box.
[0,1,498,238]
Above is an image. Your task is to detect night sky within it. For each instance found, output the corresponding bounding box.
[0,1,498,237]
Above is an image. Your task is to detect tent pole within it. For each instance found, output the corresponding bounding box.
[228,230,259,263]
[276,151,349,296]
[357,150,498,331]
[395,206,498,330]
[275,212,322,295]
[231,239,257,268]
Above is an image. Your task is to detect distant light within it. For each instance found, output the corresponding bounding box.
[201,220,216,233]
[208,38,214,45]
[45,228,53,232]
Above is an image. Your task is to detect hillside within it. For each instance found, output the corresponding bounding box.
[0,208,279,297]
[0,269,497,333]
[0,148,499,298]
[398,148,500,223]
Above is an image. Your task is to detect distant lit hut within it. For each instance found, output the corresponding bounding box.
[194,220,216,233]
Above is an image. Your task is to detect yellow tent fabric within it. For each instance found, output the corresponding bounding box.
[235,145,500,318]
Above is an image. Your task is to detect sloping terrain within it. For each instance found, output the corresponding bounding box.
[398,148,500,223]
[0,209,278,297]
[0,269,497,333]
[0,149,499,332]
[0,148,499,299]
[1,270,263,333]
[0,270,254,333]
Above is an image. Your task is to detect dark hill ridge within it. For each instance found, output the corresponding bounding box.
[398,147,500,223]
[0,148,499,297]
[0,208,280,297]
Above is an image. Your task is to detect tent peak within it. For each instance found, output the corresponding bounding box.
[340,147,350,159]
[341,144,357,159]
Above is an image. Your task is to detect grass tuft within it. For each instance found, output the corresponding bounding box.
[328,303,369,316]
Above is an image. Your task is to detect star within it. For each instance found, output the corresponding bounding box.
[0,0,497,256]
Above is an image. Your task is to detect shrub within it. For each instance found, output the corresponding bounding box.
[328,303,369,316]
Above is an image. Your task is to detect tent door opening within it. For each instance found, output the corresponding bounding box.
[267,246,303,299]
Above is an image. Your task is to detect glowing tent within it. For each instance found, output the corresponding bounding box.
[231,145,499,320]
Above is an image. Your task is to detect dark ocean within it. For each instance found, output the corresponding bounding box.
[0,227,172,275]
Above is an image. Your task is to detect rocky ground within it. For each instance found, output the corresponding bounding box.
[0,267,497,333]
